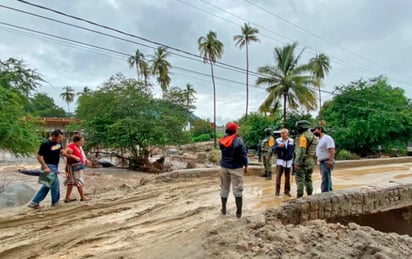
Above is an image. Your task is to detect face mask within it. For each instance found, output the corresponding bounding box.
[314,132,320,137]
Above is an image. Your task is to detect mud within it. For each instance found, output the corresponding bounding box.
[0,160,411,258]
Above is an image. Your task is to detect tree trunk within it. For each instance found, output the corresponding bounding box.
[210,62,217,149]
[283,93,287,128]
[245,43,249,121]
[318,87,322,120]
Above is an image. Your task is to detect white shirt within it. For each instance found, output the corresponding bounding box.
[316,134,335,161]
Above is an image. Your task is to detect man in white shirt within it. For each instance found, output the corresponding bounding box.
[312,126,335,193]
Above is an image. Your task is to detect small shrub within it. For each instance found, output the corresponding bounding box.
[192,133,212,143]
[207,149,221,163]
[336,149,360,160]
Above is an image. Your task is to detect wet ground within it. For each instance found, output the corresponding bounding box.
[0,160,411,258]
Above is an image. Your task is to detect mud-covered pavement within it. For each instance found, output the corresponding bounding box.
[0,160,411,258]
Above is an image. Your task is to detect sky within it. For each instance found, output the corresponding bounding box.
[1,0,411,125]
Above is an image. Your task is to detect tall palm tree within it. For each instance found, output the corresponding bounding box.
[198,31,224,148]
[309,53,331,116]
[256,42,317,128]
[150,47,171,98]
[60,86,75,114]
[128,49,145,81]
[233,23,260,121]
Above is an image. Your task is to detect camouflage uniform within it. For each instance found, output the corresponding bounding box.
[261,133,275,180]
[294,127,318,197]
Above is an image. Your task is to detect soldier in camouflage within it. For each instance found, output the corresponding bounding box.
[294,120,318,198]
[261,128,275,180]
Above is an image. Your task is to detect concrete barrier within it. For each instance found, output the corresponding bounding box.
[265,183,412,225]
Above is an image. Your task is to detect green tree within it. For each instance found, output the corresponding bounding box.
[0,57,43,155]
[237,113,276,150]
[76,74,191,170]
[0,57,42,97]
[322,77,412,156]
[309,53,331,116]
[256,42,317,128]
[60,86,75,114]
[150,47,171,98]
[191,118,213,137]
[128,49,146,81]
[166,84,196,111]
[25,92,66,118]
[233,23,260,121]
[198,31,224,148]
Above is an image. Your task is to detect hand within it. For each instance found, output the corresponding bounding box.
[278,143,285,148]
[85,159,91,166]
[327,160,334,169]
[294,164,299,170]
[243,167,248,174]
[43,167,51,174]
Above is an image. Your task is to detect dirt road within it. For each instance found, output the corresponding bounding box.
[0,160,411,258]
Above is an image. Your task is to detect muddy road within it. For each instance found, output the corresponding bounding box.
[0,160,411,258]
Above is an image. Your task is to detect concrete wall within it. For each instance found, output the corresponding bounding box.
[265,183,412,225]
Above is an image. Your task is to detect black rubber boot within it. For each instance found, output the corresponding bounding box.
[235,197,242,218]
[221,197,227,215]
[266,172,272,180]
[261,173,268,177]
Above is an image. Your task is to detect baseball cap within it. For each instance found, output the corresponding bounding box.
[226,122,240,132]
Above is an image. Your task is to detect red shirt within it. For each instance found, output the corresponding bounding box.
[67,143,85,164]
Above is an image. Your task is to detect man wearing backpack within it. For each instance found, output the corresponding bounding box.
[294,121,318,198]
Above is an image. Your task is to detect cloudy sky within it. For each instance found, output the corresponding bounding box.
[1,0,411,125]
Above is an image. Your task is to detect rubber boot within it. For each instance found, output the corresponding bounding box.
[261,172,268,177]
[235,197,242,218]
[266,171,272,180]
[221,197,227,215]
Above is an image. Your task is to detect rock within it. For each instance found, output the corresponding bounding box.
[0,183,35,208]
[236,241,249,252]
[348,222,358,230]
[247,214,266,229]
[196,153,207,163]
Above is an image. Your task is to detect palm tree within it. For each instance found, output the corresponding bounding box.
[128,49,145,81]
[183,83,196,110]
[60,86,75,114]
[198,31,224,148]
[233,23,260,121]
[150,47,171,98]
[140,60,150,87]
[309,53,331,117]
[256,42,317,128]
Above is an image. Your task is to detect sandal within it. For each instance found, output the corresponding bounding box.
[64,198,77,203]
[81,197,91,201]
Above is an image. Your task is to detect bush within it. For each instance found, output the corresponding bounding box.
[192,133,212,143]
[207,149,220,163]
[336,149,360,160]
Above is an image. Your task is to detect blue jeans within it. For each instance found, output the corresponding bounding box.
[319,160,333,192]
[32,164,60,205]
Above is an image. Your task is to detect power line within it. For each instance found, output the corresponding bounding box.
[243,0,412,81]
[10,1,412,88]
[14,0,265,78]
[180,0,412,87]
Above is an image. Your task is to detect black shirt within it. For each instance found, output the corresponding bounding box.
[38,139,62,166]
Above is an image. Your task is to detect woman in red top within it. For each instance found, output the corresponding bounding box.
[64,135,91,202]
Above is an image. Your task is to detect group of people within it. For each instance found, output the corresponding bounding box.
[218,120,335,218]
[28,130,91,209]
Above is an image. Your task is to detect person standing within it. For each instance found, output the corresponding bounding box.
[28,129,65,209]
[273,128,294,197]
[219,122,248,218]
[260,128,275,180]
[294,121,318,198]
[64,135,91,202]
[313,126,335,192]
